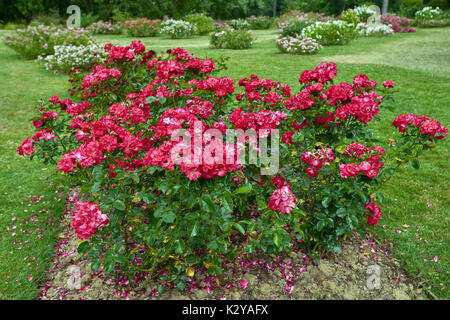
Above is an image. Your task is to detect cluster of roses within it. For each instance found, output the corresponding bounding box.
[300,147,335,178]
[392,113,447,140]
[339,143,385,179]
[73,201,109,239]
[17,107,60,156]
[281,62,387,129]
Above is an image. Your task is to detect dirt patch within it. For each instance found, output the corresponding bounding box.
[38,202,426,300]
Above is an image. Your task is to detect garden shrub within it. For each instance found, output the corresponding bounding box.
[356,22,394,36]
[229,19,250,30]
[18,41,448,290]
[246,16,273,30]
[213,21,231,31]
[3,22,26,30]
[184,13,214,35]
[89,21,123,35]
[400,0,424,18]
[80,13,100,28]
[3,25,94,59]
[415,6,444,20]
[301,20,358,46]
[415,6,449,27]
[160,19,197,39]
[279,20,308,37]
[354,5,377,22]
[341,8,360,26]
[380,14,416,33]
[38,42,107,74]
[124,18,161,37]
[210,29,254,49]
[275,35,322,54]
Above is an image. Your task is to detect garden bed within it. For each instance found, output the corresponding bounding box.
[38,200,425,300]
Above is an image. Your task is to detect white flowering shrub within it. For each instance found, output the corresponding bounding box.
[39,42,107,74]
[301,20,357,45]
[160,19,197,39]
[354,5,377,22]
[275,35,322,54]
[415,6,444,21]
[356,22,394,37]
[210,29,254,49]
[230,19,250,30]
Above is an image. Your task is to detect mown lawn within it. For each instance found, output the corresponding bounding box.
[0,28,448,299]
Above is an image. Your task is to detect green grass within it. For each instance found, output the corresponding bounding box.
[0,28,448,299]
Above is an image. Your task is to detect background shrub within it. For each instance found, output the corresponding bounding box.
[89,21,123,35]
[301,20,357,46]
[279,20,308,37]
[124,18,161,37]
[210,29,253,49]
[246,15,273,29]
[229,18,250,30]
[356,22,394,36]
[184,13,214,35]
[275,35,322,54]
[39,42,107,74]
[400,0,424,18]
[160,19,197,39]
[341,8,360,26]
[4,25,94,59]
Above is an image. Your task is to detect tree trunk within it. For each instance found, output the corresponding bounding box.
[382,0,389,14]
[273,0,277,17]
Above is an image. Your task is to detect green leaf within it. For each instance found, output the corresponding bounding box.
[221,194,233,212]
[233,222,245,235]
[92,165,103,181]
[162,211,176,223]
[322,197,330,208]
[200,195,216,213]
[77,241,90,254]
[174,239,185,255]
[146,96,157,104]
[409,159,420,170]
[273,232,281,248]
[91,181,101,194]
[177,281,186,291]
[113,200,126,211]
[190,222,199,238]
[336,208,346,218]
[235,185,251,194]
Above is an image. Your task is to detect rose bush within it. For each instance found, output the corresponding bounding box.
[124,18,161,37]
[88,21,123,35]
[246,16,273,30]
[380,14,417,33]
[18,41,447,289]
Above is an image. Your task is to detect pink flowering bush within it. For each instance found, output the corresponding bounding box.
[4,25,93,59]
[18,41,447,288]
[124,18,161,37]
[380,14,417,33]
[88,21,123,35]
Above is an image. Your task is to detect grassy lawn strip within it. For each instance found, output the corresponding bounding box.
[0,43,68,299]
